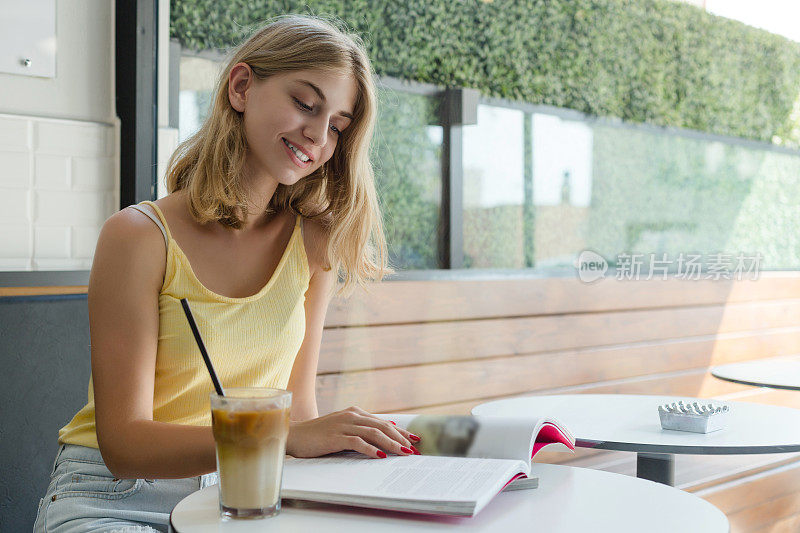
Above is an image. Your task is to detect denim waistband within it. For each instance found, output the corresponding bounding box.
[54,443,106,468]
[54,444,218,487]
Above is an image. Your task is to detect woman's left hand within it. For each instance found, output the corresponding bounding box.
[286,406,421,459]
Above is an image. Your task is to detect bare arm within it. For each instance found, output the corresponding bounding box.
[285,219,420,459]
[90,209,216,479]
[284,219,334,421]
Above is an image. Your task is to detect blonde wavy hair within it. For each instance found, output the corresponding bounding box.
[166,14,390,295]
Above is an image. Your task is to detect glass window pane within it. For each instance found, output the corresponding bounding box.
[585,124,800,271]
[531,113,594,269]
[178,56,220,143]
[530,114,800,273]
[373,89,442,270]
[462,105,526,268]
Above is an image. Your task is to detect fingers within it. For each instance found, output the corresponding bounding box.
[353,414,414,449]
[350,423,418,457]
[391,424,422,444]
[341,435,388,459]
[340,407,422,457]
[345,407,422,446]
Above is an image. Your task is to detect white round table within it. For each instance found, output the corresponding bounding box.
[472,394,800,485]
[169,463,728,533]
[712,355,800,391]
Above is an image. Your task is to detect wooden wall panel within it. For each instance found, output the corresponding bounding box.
[316,327,800,414]
[699,461,800,532]
[731,491,800,532]
[680,454,800,492]
[403,366,800,430]
[524,369,755,398]
[764,513,800,533]
[360,368,767,418]
[319,300,800,373]
[315,337,789,414]
[326,273,800,327]
[721,388,800,411]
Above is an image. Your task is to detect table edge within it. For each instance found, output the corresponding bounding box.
[710,370,800,391]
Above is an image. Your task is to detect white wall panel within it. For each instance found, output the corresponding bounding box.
[34,155,70,189]
[0,113,116,270]
[0,188,31,222]
[72,158,114,191]
[0,225,31,257]
[0,0,57,78]
[72,226,100,259]
[34,226,70,258]
[0,153,31,187]
[0,116,30,150]
[0,0,114,124]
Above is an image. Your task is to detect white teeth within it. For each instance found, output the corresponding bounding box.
[283,139,310,162]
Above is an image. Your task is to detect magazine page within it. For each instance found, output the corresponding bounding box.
[379,414,574,467]
[282,452,528,507]
[532,420,575,458]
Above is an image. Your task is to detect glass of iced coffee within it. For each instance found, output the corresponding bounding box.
[210,387,291,519]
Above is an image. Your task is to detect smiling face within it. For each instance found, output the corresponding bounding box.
[228,65,358,188]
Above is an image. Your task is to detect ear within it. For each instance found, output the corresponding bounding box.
[228,63,253,113]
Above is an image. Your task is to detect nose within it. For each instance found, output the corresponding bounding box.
[303,115,329,147]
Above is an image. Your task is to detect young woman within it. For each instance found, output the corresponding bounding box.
[34,15,418,532]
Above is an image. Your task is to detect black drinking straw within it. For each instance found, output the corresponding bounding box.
[180,298,225,397]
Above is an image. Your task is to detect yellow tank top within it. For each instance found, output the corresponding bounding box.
[59,201,310,448]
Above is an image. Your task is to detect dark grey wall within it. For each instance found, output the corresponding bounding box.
[0,295,91,531]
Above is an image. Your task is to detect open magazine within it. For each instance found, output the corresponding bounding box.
[281,414,575,517]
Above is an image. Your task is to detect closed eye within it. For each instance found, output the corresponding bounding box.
[294,97,342,136]
[294,97,312,111]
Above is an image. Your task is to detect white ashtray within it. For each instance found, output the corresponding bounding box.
[658,401,730,433]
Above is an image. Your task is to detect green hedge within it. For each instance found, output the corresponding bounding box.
[171,0,800,145]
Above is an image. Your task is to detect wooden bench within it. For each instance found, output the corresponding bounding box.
[320,272,800,532]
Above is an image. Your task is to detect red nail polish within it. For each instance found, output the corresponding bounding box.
[409,434,421,442]
[400,446,413,454]
[377,450,387,458]
[410,445,421,455]
[389,421,396,425]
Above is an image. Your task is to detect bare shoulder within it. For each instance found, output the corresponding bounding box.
[92,206,167,289]
[301,215,332,277]
[100,206,166,252]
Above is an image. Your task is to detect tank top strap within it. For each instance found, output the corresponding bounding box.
[128,202,169,248]
[297,212,303,238]
[139,201,173,241]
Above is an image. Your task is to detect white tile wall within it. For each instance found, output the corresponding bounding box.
[0,258,31,270]
[0,225,31,256]
[35,154,70,189]
[35,226,71,258]
[0,188,31,221]
[72,157,114,190]
[72,226,100,259]
[0,116,30,150]
[0,152,30,187]
[0,113,116,270]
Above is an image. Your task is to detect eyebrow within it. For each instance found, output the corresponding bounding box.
[296,79,354,120]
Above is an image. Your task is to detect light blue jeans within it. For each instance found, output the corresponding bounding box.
[33,444,218,532]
